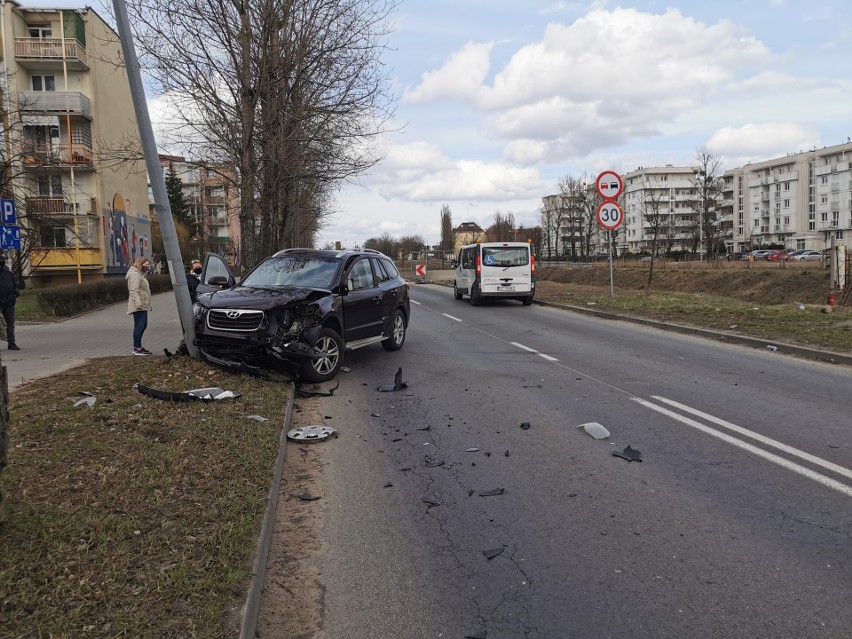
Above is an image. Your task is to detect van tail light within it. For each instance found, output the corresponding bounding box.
[531,254,536,276]
[476,254,481,276]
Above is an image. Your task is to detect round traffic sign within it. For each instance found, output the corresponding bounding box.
[596,201,624,231]
[595,170,623,200]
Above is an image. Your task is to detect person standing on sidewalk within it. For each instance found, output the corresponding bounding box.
[0,256,20,350]
[126,256,152,355]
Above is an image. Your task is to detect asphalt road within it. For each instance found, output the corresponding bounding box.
[313,283,851,639]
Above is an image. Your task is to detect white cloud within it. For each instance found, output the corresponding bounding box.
[707,122,820,162]
[405,8,775,163]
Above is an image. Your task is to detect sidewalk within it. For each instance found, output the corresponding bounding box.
[2,292,184,390]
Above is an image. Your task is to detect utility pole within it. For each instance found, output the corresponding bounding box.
[112,0,199,357]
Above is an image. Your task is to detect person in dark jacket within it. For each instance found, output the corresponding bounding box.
[187,259,202,302]
[0,257,20,350]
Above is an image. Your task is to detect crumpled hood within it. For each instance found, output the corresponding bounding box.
[198,286,329,311]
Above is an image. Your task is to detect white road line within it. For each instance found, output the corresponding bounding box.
[633,397,852,498]
[411,300,421,305]
[652,396,852,482]
[538,353,559,362]
[510,342,537,353]
[442,313,463,322]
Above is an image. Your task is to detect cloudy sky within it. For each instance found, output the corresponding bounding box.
[315,0,852,249]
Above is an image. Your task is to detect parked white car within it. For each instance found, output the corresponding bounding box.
[789,250,824,261]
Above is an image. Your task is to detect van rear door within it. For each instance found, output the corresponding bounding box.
[479,244,532,295]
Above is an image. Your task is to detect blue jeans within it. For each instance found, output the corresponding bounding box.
[132,311,148,348]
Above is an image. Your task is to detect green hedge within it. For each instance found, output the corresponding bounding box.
[36,275,173,318]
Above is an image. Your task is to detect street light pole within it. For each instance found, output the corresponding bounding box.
[112,0,198,357]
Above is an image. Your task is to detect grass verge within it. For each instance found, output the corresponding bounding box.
[0,355,291,638]
[535,281,852,353]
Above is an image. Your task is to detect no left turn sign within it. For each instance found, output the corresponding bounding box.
[596,200,624,231]
[595,170,623,200]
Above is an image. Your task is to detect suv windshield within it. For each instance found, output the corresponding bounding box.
[482,247,529,267]
[241,255,341,289]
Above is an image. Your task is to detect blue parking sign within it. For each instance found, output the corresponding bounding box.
[0,225,21,250]
[0,199,16,225]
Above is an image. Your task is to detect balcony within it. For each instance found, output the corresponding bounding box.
[19,91,91,117]
[26,196,97,215]
[23,144,94,169]
[29,247,102,270]
[14,37,89,70]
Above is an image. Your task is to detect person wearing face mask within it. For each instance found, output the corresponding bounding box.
[126,256,153,355]
[188,259,202,303]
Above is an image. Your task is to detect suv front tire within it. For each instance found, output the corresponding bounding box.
[301,327,344,382]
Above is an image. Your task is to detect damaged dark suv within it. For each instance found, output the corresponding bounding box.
[192,249,410,382]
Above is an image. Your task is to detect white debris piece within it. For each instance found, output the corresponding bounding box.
[578,422,610,440]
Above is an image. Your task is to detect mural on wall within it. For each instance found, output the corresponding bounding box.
[104,193,150,275]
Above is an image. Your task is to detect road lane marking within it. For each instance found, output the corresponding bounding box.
[651,396,852,482]
[442,313,463,322]
[538,353,559,362]
[411,300,421,305]
[511,342,537,352]
[633,397,852,498]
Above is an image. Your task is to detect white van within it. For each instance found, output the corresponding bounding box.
[452,241,535,306]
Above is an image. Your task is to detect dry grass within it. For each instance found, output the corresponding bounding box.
[0,355,291,639]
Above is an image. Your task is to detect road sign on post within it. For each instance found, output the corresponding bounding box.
[415,263,426,278]
[0,225,21,251]
[596,200,623,231]
[0,199,16,225]
[595,170,623,200]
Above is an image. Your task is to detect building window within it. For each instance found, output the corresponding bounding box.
[832,211,839,226]
[821,176,828,184]
[754,219,759,227]
[784,217,790,226]
[809,212,816,231]
[821,212,828,222]
[27,24,52,38]
[38,175,62,196]
[821,196,828,204]
[39,224,68,248]
[783,200,790,208]
[31,75,56,91]
[784,182,790,191]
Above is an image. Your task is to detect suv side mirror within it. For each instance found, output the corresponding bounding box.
[208,275,230,287]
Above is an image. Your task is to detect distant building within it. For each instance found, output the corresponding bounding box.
[723,141,852,252]
[1,3,151,286]
[148,155,241,266]
[452,222,485,253]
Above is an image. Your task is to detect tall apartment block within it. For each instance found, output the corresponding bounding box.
[723,141,852,253]
[150,155,241,267]
[0,3,149,286]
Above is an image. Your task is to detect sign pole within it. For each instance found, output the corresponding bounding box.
[608,230,614,299]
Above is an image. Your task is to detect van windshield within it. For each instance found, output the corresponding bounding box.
[482,247,529,267]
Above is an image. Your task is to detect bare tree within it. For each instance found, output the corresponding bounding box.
[488,211,515,242]
[364,232,398,257]
[540,196,565,258]
[638,182,668,290]
[581,188,604,259]
[439,204,453,255]
[687,147,726,258]
[557,176,587,259]
[127,0,398,270]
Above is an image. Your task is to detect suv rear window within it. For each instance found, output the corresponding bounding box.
[242,255,340,289]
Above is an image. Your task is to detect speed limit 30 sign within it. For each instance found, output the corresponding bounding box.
[596,200,623,231]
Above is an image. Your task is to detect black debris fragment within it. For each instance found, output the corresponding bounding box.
[384,482,393,488]
[465,631,487,639]
[371,413,380,417]
[136,384,241,402]
[296,379,340,398]
[164,348,173,357]
[378,367,408,392]
[504,451,510,457]
[612,446,643,462]
[479,488,505,497]
[520,422,531,430]
[392,438,402,442]
[468,489,475,496]
[482,547,504,560]
[417,425,432,431]
[297,494,320,501]
[400,467,412,471]
[422,498,441,508]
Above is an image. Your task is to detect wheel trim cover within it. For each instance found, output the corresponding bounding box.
[392,315,405,344]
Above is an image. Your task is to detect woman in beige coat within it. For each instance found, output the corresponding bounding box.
[126,256,153,355]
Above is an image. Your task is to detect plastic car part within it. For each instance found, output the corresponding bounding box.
[286,425,337,442]
[612,446,642,462]
[482,547,504,560]
[295,379,340,398]
[578,422,610,439]
[478,488,505,497]
[135,383,241,402]
[378,367,407,392]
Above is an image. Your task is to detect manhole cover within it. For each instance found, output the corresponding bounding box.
[287,425,337,442]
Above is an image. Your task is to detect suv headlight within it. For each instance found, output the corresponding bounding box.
[193,303,205,320]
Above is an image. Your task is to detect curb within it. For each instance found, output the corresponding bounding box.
[240,384,295,639]
[534,299,852,367]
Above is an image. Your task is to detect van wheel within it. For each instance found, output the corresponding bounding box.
[454,284,463,300]
[469,283,481,306]
[522,295,533,306]
[301,327,343,382]
[382,309,406,351]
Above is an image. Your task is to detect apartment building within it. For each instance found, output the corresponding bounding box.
[149,155,241,266]
[1,3,149,286]
[621,165,700,255]
[723,141,852,253]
